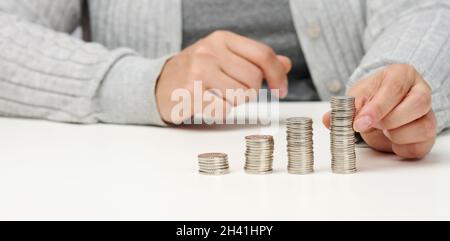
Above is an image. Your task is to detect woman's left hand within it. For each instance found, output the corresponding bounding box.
[323,64,437,159]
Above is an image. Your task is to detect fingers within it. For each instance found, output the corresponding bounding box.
[277,55,292,73]
[347,71,382,100]
[392,139,435,159]
[380,82,432,130]
[202,90,233,122]
[337,64,435,159]
[218,51,264,90]
[383,111,437,145]
[223,31,289,98]
[353,65,416,133]
[185,54,249,109]
[206,71,251,107]
[360,130,393,153]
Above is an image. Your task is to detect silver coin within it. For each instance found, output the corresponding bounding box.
[199,169,230,175]
[286,117,314,175]
[198,152,230,175]
[330,96,357,174]
[244,135,274,174]
[244,168,273,175]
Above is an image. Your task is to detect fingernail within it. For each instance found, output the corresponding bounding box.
[354,115,373,132]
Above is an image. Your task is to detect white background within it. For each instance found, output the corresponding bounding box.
[0,102,449,220]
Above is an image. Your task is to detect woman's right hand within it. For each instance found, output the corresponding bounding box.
[155,30,291,124]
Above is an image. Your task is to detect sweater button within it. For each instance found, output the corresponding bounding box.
[307,23,321,38]
[327,80,342,93]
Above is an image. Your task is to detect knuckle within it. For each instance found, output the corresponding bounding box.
[416,90,432,111]
[258,46,276,64]
[402,64,418,84]
[192,43,215,59]
[187,67,204,81]
[423,116,437,139]
[386,64,417,86]
[402,64,416,75]
[392,64,415,77]
[385,64,400,76]
[371,103,384,119]
[388,78,406,96]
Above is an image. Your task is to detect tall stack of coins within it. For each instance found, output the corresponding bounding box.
[244,135,274,174]
[286,117,314,174]
[330,96,357,174]
[198,153,230,175]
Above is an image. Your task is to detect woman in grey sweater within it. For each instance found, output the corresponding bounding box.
[0,0,449,159]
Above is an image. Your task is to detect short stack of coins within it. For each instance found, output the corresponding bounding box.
[286,117,314,174]
[198,153,230,175]
[244,135,274,174]
[330,96,357,174]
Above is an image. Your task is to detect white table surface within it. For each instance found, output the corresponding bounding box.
[1,102,449,220]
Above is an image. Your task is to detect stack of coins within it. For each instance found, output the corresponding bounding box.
[286,117,314,174]
[244,135,274,174]
[198,153,230,175]
[330,96,357,174]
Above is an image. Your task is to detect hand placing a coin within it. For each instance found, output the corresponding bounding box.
[323,64,437,159]
[156,30,291,124]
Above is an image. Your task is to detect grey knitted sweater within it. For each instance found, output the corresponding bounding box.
[0,0,449,132]
[182,0,319,101]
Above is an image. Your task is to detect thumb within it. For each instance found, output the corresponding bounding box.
[351,95,374,132]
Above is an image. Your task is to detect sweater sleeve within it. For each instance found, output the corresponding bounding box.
[348,0,450,133]
[0,0,168,126]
